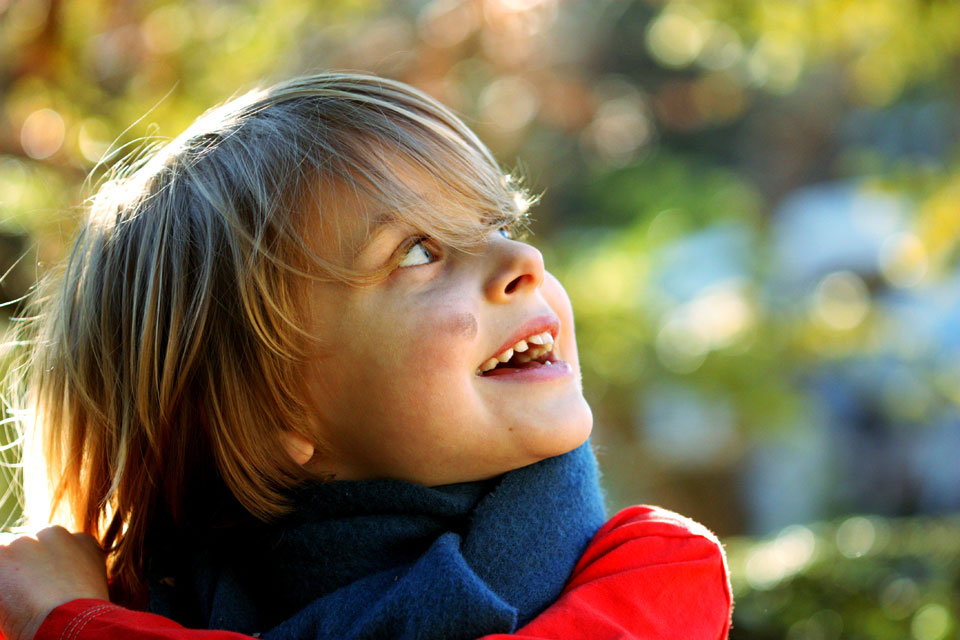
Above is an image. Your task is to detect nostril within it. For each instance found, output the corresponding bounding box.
[504,276,523,294]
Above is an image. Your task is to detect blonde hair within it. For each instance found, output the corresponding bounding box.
[6,73,531,604]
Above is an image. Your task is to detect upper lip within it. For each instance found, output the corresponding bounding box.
[481,313,560,366]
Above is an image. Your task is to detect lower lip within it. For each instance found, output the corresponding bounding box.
[478,360,573,382]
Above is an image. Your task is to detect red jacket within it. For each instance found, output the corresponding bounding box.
[31,506,732,640]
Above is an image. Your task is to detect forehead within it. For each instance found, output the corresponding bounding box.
[308,157,505,267]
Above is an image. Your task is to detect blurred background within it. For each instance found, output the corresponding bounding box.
[2,0,960,636]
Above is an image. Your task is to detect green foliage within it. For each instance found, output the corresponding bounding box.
[648,0,960,105]
[585,153,763,230]
[0,428,21,533]
[550,153,811,441]
[728,515,960,639]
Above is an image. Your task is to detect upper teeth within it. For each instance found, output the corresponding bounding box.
[477,331,555,374]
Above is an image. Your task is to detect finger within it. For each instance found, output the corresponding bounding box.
[35,526,71,545]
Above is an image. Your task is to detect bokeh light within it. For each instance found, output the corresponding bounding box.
[418,0,479,48]
[811,271,870,331]
[911,603,952,640]
[786,609,843,640]
[744,524,817,590]
[646,8,706,69]
[20,108,65,160]
[835,515,877,558]
[585,96,652,165]
[879,232,928,288]
[880,576,921,620]
[479,75,539,133]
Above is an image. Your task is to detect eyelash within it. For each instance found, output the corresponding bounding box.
[396,227,518,269]
[500,216,530,242]
[397,236,437,268]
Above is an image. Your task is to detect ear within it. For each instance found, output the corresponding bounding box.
[281,431,316,466]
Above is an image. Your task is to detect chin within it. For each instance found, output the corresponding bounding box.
[562,402,594,451]
[529,398,593,461]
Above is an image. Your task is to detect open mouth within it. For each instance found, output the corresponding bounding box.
[475,330,561,377]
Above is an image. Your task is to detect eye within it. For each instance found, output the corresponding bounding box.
[495,219,531,242]
[397,237,437,268]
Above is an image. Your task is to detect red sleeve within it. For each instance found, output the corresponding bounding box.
[33,506,732,640]
[32,600,252,640]
[479,505,732,640]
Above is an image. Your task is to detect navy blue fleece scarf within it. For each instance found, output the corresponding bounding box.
[147,441,605,640]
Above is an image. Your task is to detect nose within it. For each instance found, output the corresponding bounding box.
[483,236,545,303]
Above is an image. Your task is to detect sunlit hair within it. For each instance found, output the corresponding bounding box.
[5,73,532,604]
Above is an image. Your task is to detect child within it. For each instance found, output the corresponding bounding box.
[0,74,731,640]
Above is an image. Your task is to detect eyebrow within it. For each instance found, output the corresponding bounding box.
[351,215,406,266]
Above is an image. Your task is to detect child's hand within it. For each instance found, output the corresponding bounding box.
[0,527,109,640]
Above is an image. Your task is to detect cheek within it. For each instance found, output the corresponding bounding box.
[379,308,479,434]
[439,309,478,340]
[388,304,479,377]
[542,272,580,366]
[543,271,573,314]
[415,309,477,365]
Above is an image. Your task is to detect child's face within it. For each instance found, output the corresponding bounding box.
[301,194,592,485]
